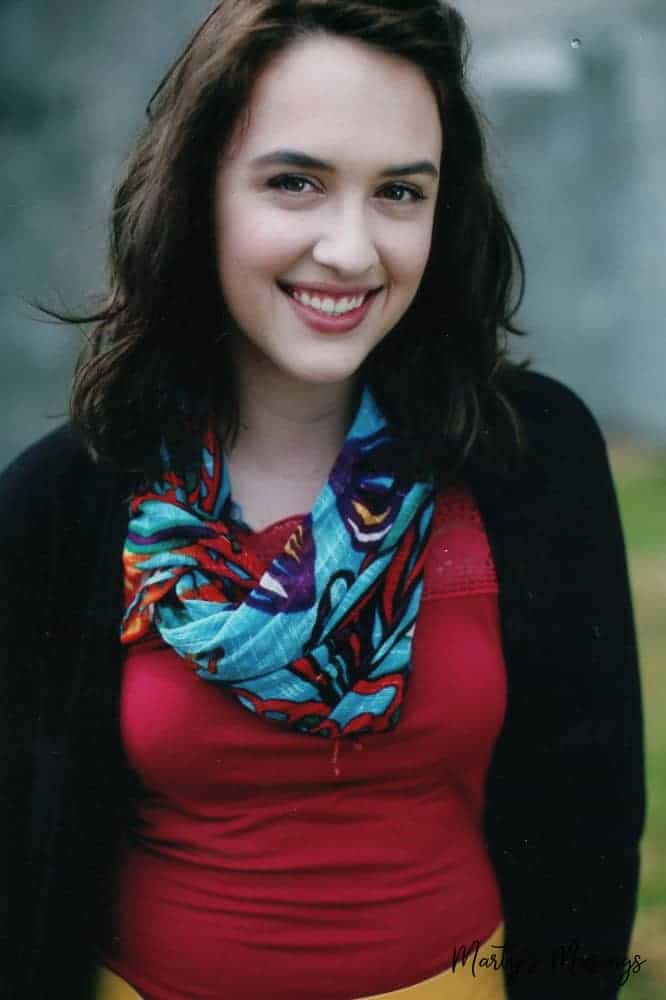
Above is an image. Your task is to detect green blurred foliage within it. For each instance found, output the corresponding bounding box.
[611,444,666,996]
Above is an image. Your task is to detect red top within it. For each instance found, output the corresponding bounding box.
[95,487,506,1000]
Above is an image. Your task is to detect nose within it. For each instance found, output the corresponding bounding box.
[311,201,381,278]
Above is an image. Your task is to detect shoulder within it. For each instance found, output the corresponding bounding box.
[1,423,89,477]
[0,424,111,506]
[502,368,605,450]
[468,366,619,534]
[0,424,124,556]
[501,366,606,452]
[493,366,611,491]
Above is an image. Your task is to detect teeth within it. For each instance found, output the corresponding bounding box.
[290,288,366,315]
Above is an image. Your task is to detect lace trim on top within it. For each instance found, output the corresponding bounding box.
[233,486,497,602]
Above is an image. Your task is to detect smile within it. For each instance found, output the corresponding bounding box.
[284,287,366,315]
[278,282,382,334]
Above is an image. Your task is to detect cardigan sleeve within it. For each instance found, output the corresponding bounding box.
[481,372,646,999]
[0,435,57,985]
[0,425,128,998]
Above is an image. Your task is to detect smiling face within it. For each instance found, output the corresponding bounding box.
[214,32,442,395]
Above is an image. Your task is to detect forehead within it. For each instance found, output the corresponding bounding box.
[227,33,442,168]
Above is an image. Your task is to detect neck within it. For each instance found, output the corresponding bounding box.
[224,349,362,483]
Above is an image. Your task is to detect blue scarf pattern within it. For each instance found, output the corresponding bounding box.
[121,387,435,739]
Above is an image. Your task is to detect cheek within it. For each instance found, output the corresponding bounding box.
[388,229,434,292]
[218,196,303,282]
[413,215,437,269]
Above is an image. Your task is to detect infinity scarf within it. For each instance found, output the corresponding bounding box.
[121,387,435,739]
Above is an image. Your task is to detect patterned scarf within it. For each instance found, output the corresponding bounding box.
[121,386,435,740]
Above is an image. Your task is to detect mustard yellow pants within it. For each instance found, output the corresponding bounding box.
[94,922,507,1000]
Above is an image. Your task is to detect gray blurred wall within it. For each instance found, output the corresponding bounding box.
[2,0,665,470]
[461,0,666,445]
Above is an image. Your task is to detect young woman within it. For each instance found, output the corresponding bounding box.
[1,2,645,998]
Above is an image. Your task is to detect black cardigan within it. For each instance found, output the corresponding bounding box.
[1,370,645,1000]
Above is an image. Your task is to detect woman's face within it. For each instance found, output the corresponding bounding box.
[214,33,442,392]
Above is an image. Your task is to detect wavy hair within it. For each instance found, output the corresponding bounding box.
[64,0,526,486]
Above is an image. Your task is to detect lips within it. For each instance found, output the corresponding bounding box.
[278,281,380,303]
[278,282,382,334]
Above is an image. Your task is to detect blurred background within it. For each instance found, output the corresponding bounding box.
[1,0,664,994]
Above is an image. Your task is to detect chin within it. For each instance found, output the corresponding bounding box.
[283,362,362,387]
[267,343,369,385]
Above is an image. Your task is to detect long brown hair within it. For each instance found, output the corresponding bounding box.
[64,0,526,486]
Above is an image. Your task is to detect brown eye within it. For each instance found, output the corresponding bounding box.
[380,183,426,203]
[267,174,318,194]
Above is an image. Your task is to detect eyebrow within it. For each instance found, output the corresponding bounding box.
[251,149,439,179]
